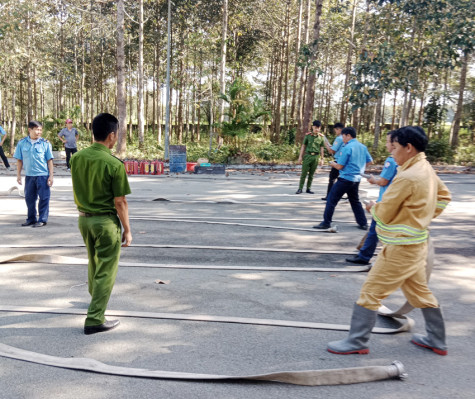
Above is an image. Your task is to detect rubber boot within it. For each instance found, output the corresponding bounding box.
[411,307,447,356]
[327,303,377,355]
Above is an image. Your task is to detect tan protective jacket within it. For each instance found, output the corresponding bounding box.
[371,152,451,245]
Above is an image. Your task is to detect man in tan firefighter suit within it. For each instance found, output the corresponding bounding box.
[327,126,451,356]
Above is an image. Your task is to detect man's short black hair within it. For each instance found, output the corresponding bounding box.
[312,120,322,127]
[28,121,42,129]
[334,122,344,129]
[390,126,428,152]
[92,113,119,142]
[341,126,357,138]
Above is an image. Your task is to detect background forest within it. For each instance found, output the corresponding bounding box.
[0,0,474,165]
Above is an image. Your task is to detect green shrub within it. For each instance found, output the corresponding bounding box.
[252,142,298,162]
[425,140,455,164]
[454,145,475,166]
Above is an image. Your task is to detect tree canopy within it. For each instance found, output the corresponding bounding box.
[0,0,473,160]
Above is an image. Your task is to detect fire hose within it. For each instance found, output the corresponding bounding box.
[0,342,406,386]
[0,251,412,386]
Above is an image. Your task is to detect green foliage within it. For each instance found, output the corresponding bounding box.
[218,78,270,141]
[252,142,298,162]
[282,127,296,145]
[423,96,446,131]
[122,132,164,160]
[455,145,475,165]
[425,139,455,164]
[185,142,214,162]
[349,43,396,111]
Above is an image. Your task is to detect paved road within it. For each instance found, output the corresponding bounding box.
[0,166,474,399]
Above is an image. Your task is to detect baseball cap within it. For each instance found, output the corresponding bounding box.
[66,119,73,123]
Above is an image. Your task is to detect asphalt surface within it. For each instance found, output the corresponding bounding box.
[0,162,474,399]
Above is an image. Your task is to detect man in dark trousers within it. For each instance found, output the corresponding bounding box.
[346,131,398,265]
[14,121,54,227]
[70,113,132,335]
[58,118,79,171]
[314,126,372,230]
[296,120,324,194]
[321,122,345,200]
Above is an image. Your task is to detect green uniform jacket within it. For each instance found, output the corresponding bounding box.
[70,143,131,213]
[303,134,324,156]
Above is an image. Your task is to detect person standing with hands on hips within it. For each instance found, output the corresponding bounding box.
[0,124,12,171]
[71,113,132,335]
[296,120,325,194]
[14,121,54,227]
[58,118,79,171]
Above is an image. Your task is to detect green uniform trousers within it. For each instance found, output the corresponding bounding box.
[299,154,318,190]
[79,214,122,326]
[357,241,438,311]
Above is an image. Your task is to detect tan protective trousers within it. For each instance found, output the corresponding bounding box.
[357,241,439,311]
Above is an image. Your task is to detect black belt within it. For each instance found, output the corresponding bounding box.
[78,211,116,217]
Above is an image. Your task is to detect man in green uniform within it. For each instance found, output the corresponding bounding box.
[296,120,325,194]
[70,113,132,335]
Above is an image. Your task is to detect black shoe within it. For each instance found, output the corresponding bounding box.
[321,197,327,201]
[21,221,36,226]
[306,189,314,194]
[295,189,303,194]
[33,222,47,227]
[357,224,368,231]
[84,320,120,335]
[313,222,331,229]
[346,255,370,265]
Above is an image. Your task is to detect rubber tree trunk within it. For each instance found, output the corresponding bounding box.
[290,0,303,123]
[296,0,311,139]
[137,0,145,148]
[283,0,291,130]
[339,0,357,124]
[116,0,127,155]
[372,94,383,151]
[450,52,469,148]
[9,86,16,154]
[272,28,285,143]
[300,0,324,143]
[218,0,228,145]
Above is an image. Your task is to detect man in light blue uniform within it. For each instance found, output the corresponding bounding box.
[346,132,398,265]
[14,121,54,227]
[314,127,372,230]
[322,122,344,200]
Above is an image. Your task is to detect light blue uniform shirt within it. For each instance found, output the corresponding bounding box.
[331,135,344,162]
[377,156,398,202]
[0,125,6,140]
[13,136,53,176]
[337,138,372,182]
